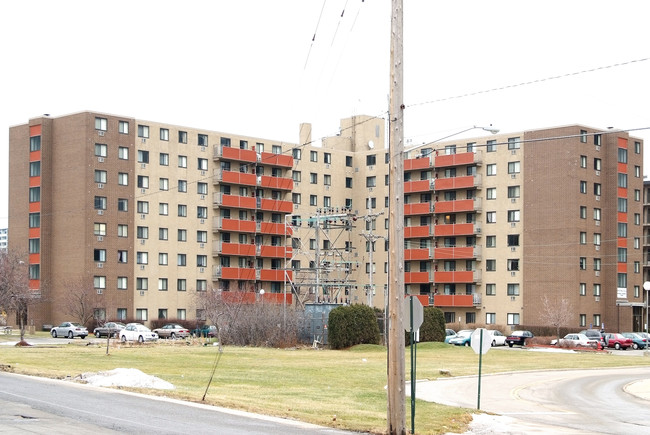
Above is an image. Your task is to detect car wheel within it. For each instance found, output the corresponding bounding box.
[51,330,57,338]
[95,332,101,338]
[170,332,176,339]
[112,332,118,339]
[68,331,74,339]
[464,341,470,347]
[81,335,86,339]
[138,335,144,343]
[121,335,127,343]
[508,342,513,348]
[633,343,639,350]
[491,340,496,347]
[614,343,621,350]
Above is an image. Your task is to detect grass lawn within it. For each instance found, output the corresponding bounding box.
[2,333,649,434]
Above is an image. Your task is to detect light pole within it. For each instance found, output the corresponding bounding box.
[644,281,650,332]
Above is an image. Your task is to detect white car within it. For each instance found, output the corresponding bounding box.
[488,330,507,346]
[119,323,158,343]
[51,322,88,339]
[551,333,597,348]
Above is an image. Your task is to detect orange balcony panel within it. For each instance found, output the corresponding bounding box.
[434,247,473,260]
[220,146,258,163]
[29,280,40,290]
[259,245,290,258]
[617,187,627,198]
[221,194,257,209]
[29,177,41,187]
[405,157,431,171]
[220,218,256,233]
[406,294,431,307]
[221,291,293,305]
[618,137,628,148]
[618,238,627,248]
[29,253,40,264]
[260,198,293,213]
[434,199,474,214]
[617,163,627,173]
[405,248,431,261]
[617,212,627,222]
[405,225,431,238]
[434,271,474,283]
[30,150,41,161]
[617,263,627,273]
[220,170,257,186]
[434,223,474,236]
[405,271,430,284]
[30,125,42,136]
[435,175,474,190]
[221,243,256,256]
[221,267,256,280]
[260,176,294,190]
[260,269,290,281]
[405,180,432,194]
[28,228,40,239]
[262,292,293,305]
[405,202,432,216]
[434,152,474,168]
[28,202,40,213]
[260,152,293,168]
[260,222,292,236]
[433,294,474,308]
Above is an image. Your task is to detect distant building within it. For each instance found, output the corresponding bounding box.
[8,112,645,333]
[0,228,7,251]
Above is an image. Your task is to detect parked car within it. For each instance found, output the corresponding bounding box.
[621,332,647,350]
[443,329,456,344]
[192,324,217,338]
[488,330,507,346]
[505,330,534,347]
[448,329,474,346]
[50,322,88,339]
[153,323,190,339]
[603,333,633,350]
[579,329,606,348]
[551,333,598,348]
[636,332,650,343]
[94,322,126,338]
[119,323,158,343]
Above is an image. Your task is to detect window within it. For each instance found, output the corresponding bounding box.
[634,237,640,249]
[178,155,187,168]
[136,252,148,265]
[507,210,520,222]
[580,155,587,168]
[178,180,187,193]
[486,140,496,152]
[310,150,318,162]
[178,204,187,217]
[618,147,628,163]
[580,129,588,143]
[594,158,601,171]
[487,164,496,176]
[593,258,601,271]
[507,313,520,325]
[486,313,496,324]
[580,232,587,244]
[635,189,641,201]
[95,117,107,131]
[593,284,601,297]
[292,171,301,182]
[366,176,376,187]
[137,201,149,214]
[507,185,520,199]
[580,206,587,219]
[593,208,601,222]
[345,177,353,188]
[594,134,601,146]
[593,183,601,196]
[137,175,149,189]
[117,277,127,290]
[30,136,41,151]
[117,250,127,263]
[486,259,496,271]
[617,222,626,237]
[507,259,519,271]
[197,206,208,219]
[196,280,207,291]
[618,173,627,188]
[197,182,208,195]
[507,137,521,149]
[310,173,317,184]
[159,178,169,191]
[117,224,128,237]
[137,125,149,138]
[635,166,641,177]
[579,314,587,327]
[444,145,456,155]
[324,175,331,186]
[635,141,641,154]
[486,235,496,247]
[29,213,40,228]
[136,226,148,239]
[94,196,106,210]
[292,148,301,160]
[486,283,496,295]
[635,213,641,225]
[195,134,208,146]
[507,283,520,296]
[197,255,207,267]
[178,229,187,242]
[94,223,107,236]
[292,193,301,204]
[579,283,586,296]
[177,279,187,292]
[618,273,627,288]
[117,120,128,134]
[634,261,640,273]
[618,248,627,262]
[324,152,331,164]
[486,211,496,223]
[159,227,168,240]
[29,161,41,177]
[177,254,186,266]
[366,154,377,165]
[118,172,128,186]
[117,198,128,212]
[486,188,496,200]
[93,170,107,184]
[507,234,519,246]
[198,158,208,171]
[618,198,627,213]
[346,156,353,167]
[159,202,168,215]
[580,181,587,194]
[93,249,106,262]
[309,195,317,206]
[95,143,107,157]
[197,230,207,243]
[580,257,587,270]
[94,276,106,289]
[136,308,148,321]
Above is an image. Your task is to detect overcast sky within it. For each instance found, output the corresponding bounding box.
[2,0,649,229]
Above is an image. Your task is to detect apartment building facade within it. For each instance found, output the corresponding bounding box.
[8,112,645,332]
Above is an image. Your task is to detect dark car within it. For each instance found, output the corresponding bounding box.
[621,332,647,350]
[94,322,126,338]
[192,325,217,338]
[505,330,534,347]
[603,333,633,350]
[579,329,606,348]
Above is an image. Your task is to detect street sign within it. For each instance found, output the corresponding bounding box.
[403,296,424,331]
[470,328,491,355]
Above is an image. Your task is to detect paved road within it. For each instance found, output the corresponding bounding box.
[415,366,650,434]
[0,372,355,435]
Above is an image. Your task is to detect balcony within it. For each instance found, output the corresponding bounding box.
[259,175,293,190]
[220,291,293,305]
[404,202,434,216]
[432,294,475,308]
[405,271,431,284]
[258,245,293,258]
[213,218,256,233]
[213,169,257,186]
[404,155,432,171]
[404,247,433,261]
[259,198,293,213]
[433,223,476,236]
[215,241,256,257]
[433,270,481,284]
[434,198,482,214]
[213,193,256,209]
[404,225,433,238]
[434,175,481,191]
[433,246,481,260]
[215,146,258,163]
[258,221,293,236]
[259,269,293,281]
[404,179,434,194]
[213,266,256,281]
[434,150,483,168]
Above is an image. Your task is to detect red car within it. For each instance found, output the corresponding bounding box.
[603,333,633,350]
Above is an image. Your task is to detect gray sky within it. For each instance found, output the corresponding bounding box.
[2,0,649,229]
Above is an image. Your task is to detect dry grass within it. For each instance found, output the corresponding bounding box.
[1,333,649,434]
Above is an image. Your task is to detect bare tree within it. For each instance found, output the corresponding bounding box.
[61,277,101,327]
[540,294,573,339]
[0,250,34,342]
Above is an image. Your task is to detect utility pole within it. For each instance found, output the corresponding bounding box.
[387,0,405,434]
[360,211,385,307]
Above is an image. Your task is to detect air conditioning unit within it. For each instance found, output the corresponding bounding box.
[595,271,600,276]
[294,182,299,186]
[511,198,516,203]
[595,221,600,226]
[200,219,205,224]
[511,222,516,227]
[595,196,600,201]
[200,267,205,273]
[368,187,374,192]
[201,146,206,152]
[96,263,103,268]
[201,171,206,176]
[97,157,105,163]
[595,245,600,251]
[475,227,481,233]
[511,271,516,276]
[140,265,145,270]
[510,296,516,301]
[595,145,600,151]
[97,236,103,242]
[98,131,105,136]
[140,291,145,296]
[200,195,205,200]
[97,288,103,294]
[595,296,600,302]
[141,163,146,169]
[595,170,600,176]
[511,247,516,252]
[325,164,330,169]
[199,243,205,248]
[141,138,147,143]
[511,150,516,155]
[97,210,104,215]
[326,186,330,190]
[294,204,299,209]
[141,188,146,193]
[141,214,146,219]
[97,183,104,189]
[140,239,145,245]
[511,174,517,179]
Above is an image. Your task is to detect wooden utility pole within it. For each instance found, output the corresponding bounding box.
[387,0,405,434]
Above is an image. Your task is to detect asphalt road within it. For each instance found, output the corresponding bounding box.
[416,366,650,434]
[0,372,355,435]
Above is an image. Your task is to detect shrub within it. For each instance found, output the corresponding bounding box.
[328,304,381,349]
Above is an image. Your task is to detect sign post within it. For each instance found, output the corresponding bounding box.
[403,296,423,434]
[470,328,491,410]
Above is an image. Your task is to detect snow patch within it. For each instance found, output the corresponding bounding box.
[80,368,175,390]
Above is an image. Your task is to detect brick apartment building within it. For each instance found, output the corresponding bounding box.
[8,112,646,332]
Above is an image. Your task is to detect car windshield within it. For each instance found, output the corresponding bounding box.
[511,331,526,336]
